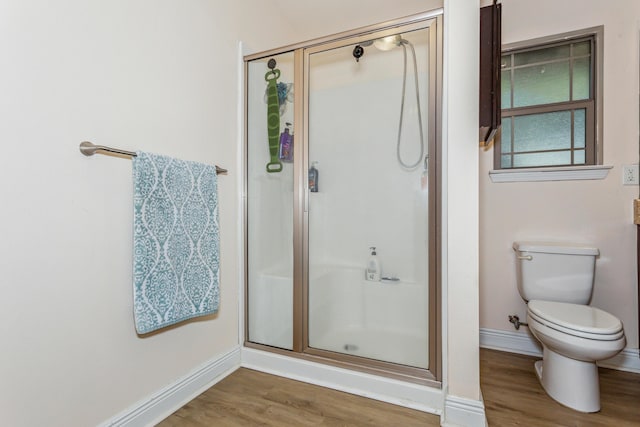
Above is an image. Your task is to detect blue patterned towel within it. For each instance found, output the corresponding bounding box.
[132,152,220,334]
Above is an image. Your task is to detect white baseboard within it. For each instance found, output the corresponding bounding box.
[479,327,542,357]
[598,348,640,373]
[241,346,443,415]
[442,393,487,427]
[100,346,241,427]
[480,328,640,374]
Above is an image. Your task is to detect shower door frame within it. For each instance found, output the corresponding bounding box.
[244,10,442,387]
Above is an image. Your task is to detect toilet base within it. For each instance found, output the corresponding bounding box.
[535,348,600,413]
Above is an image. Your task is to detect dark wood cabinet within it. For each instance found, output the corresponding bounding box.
[479,3,501,145]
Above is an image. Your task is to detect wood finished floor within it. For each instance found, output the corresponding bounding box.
[157,367,439,426]
[159,349,640,426]
[480,349,640,427]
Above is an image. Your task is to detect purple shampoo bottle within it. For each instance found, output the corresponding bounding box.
[278,122,294,162]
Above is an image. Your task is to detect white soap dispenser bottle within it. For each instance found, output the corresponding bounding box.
[366,247,381,281]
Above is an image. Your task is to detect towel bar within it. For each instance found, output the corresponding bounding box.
[79,141,228,175]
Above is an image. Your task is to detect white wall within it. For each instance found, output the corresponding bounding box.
[0,0,488,425]
[0,1,293,426]
[480,0,640,349]
[443,0,482,403]
[273,0,443,43]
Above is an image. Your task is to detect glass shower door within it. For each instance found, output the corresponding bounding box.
[306,27,432,369]
[246,52,296,350]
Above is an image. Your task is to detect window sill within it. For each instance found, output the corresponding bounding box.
[489,165,612,183]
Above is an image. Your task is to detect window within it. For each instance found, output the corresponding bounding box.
[497,29,601,170]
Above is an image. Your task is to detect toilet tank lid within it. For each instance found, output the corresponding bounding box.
[513,241,599,256]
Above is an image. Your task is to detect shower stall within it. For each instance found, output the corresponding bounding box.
[245,11,441,384]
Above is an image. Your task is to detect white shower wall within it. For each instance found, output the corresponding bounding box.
[308,30,430,283]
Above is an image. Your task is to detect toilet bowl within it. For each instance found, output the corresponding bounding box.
[526,300,626,413]
[513,242,626,413]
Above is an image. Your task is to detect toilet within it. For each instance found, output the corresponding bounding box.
[513,241,626,413]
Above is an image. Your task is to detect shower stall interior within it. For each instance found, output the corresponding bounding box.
[245,11,441,384]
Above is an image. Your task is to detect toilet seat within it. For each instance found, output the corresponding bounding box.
[528,300,623,341]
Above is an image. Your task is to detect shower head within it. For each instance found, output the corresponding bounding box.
[353,34,407,62]
[374,35,405,51]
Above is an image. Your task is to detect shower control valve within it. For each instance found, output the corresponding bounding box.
[353,45,365,62]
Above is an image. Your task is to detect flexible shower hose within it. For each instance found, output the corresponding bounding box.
[397,40,426,170]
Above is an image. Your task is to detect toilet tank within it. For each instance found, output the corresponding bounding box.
[513,242,599,304]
